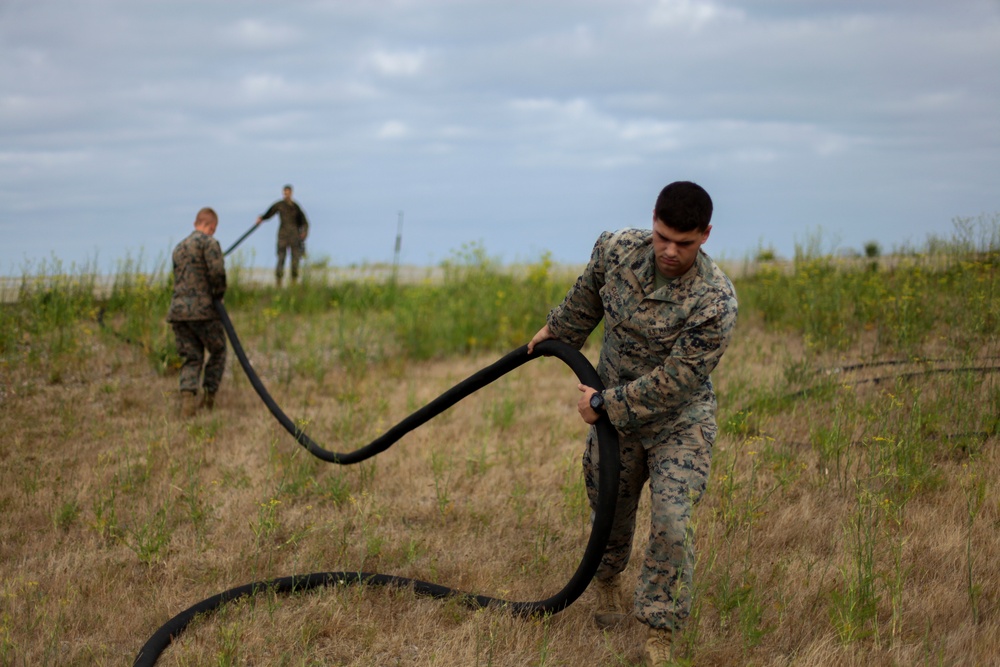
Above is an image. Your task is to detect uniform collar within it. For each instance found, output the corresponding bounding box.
[642,247,705,303]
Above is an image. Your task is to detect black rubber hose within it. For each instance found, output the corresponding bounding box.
[223,222,261,257]
[216,299,603,466]
[133,299,620,667]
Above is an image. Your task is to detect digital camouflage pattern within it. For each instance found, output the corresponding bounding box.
[583,420,713,630]
[260,199,309,279]
[167,230,226,322]
[172,320,227,394]
[168,229,227,395]
[547,228,738,443]
[545,227,737,630]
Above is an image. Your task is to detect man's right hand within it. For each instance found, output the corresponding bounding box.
[255,216,263,225]
[527,324,553,355]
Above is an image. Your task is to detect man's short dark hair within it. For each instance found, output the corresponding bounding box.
[283,184,293,191]
[654,181,713,232]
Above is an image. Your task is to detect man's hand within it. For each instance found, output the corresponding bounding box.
[255,216,264,226]
[577,384,601,425]
[527,324,553,355]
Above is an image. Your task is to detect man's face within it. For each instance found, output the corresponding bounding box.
[651,216,711,278]
[283,187,292,201]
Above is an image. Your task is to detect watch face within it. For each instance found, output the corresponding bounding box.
[590,393,603,409]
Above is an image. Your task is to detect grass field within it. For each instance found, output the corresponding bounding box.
[1,226,999,666]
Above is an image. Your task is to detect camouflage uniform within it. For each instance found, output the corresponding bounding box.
[545,228,737,632]
[167,230,228,395]
[259,199,309,282]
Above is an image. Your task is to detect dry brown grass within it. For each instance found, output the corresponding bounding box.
[1,309,998,666]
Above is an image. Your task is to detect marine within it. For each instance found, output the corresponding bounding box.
[528,181,738,665]
[167,207,228,415]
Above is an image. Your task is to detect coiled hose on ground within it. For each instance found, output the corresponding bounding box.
[132,298,621,667]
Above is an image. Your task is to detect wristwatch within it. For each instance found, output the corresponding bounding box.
[589,392,605,413]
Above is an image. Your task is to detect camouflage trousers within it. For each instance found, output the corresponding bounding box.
[276,235,305,281]
[583,421,715,631]
[171,320,227,394]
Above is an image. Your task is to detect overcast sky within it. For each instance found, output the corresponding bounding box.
[2,0,998,275]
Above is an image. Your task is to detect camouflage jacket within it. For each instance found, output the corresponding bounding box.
[261,199,309,246]
[546,228,738,446]
[167,230,227,322]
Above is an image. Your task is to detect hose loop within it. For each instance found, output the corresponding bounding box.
[132,299,620,667]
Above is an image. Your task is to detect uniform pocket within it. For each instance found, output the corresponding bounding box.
[644,323,685,358]
[699,424,718,448]
[600,283,627,330]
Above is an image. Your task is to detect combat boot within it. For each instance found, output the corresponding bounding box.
[593,575,628,629]
[200,391,216,411]
[642,626,673,666]
[176,390,199,417]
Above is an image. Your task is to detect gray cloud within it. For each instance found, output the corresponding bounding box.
[1,0,998,273]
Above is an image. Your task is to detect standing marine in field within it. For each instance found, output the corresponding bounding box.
[256,184,309,287]
[167,207,228,416]
[527,181,738,666]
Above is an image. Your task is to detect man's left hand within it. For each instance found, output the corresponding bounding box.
[577,384,601,425]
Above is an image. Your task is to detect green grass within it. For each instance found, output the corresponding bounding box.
[2,217,1000,665]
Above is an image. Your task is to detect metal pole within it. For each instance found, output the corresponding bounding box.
[392,211,403,282]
